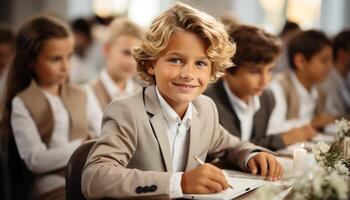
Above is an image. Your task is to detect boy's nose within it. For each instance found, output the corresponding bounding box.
[180,64,195,80]
[61,59,69,72]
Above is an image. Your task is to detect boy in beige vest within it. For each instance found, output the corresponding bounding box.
[85,17,145,127]
[267,30,336,146]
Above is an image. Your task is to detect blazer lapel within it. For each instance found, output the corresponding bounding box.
[184,106,200,171]
[144,86,173,172]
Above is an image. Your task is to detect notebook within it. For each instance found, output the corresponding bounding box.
[182,177,264,200]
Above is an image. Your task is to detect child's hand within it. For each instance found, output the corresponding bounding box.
[181,163,228,194]
[301,124,317,139]
[247,152,283,181]
[311,113,336,129]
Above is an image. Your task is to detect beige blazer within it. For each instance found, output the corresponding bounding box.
[82,85,265,199]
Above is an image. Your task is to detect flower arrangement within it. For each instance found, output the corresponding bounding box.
[256,119,350,200]
[312,141,350,176]
[290,166,349,200]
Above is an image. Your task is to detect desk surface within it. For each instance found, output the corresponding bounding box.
[226,157,294,200]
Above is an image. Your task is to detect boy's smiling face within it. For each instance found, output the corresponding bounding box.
[147,30,212,117]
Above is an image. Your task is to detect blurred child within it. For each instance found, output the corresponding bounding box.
[0,25,15,114]
[274,20,301,74]
[86,17,145,126]
[268,30,336,146]
[70,18,104,84]
[1,15,100,200]
[205,25,284,150]
[82,3,282,199]
[321,30,350,118]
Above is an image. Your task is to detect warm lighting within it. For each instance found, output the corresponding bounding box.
[287,0,321,29]
[93,0,129,17]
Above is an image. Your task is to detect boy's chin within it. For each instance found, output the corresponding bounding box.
[253,89,264,96]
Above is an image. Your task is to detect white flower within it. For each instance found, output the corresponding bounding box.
[335,118,350,137]
[334,163,350,176]
[312,141,330,157]
[328,171,349,199]
[312,173,323,196]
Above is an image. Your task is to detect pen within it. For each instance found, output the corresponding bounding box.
[193,157,234,189]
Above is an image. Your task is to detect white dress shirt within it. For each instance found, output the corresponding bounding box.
[155,87,258,198]
[322,68,350,116]
[85,69,140,133]
[11,89,100,196]
[223,81,260,141]
[267,72,318,135]
[155,87,191,198]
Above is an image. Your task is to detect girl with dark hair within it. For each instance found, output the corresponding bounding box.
[0,14,100,200]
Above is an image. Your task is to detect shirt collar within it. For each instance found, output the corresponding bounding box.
[223,80,260,113]
[290,72,318,100]
[155,86,192,129]
[100,69,135,98]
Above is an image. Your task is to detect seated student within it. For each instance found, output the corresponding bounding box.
[82,3,283,199]
[321,30,350,118]
[205,25,284,150]
[267,30,336,146]
[0,15,100,200]
[70,18,105,84]
[0,25,15,115]
[86,17,145,126]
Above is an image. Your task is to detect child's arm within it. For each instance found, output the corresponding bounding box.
[11,97,82,174]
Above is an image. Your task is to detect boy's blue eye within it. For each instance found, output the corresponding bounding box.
[196,60,208,68]
[169,58,182,64]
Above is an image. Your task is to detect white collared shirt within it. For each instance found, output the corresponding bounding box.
[100,69,136,99]
[223,81,260,141]
[11,89,100,196]
[155,87,192,198]
[85,69,140,133]
[322,68,350,116]
[267,72,318,135]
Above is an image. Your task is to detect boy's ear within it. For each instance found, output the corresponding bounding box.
[147,66,155,75]
[146,61,156,75]
[294,53,307,71]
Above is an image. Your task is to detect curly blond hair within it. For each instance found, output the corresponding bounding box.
[133,2,236,84]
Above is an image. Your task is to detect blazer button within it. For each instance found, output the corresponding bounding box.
[150,185,157,192]
[143,186,150,193]
[135,186,143,194]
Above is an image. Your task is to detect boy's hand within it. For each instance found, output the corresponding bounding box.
[247,152,283,181]
[311,113,336,129]
[282,124,316,145]
[181,163,228,194]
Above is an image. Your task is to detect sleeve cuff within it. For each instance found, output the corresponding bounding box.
[169,172,184,198]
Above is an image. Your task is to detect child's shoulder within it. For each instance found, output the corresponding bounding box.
[105,89,144,112]
[192,94,215,111]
